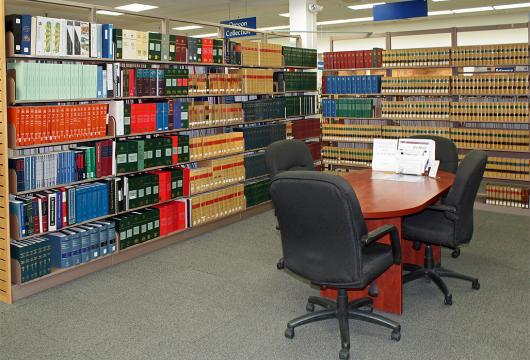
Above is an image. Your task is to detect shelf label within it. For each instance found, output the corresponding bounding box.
[221,17,257,39]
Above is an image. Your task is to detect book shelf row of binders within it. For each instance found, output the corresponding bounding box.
[0,7,320,303]
[320,38,529,210]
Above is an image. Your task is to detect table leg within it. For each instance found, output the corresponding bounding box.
[320,217,404,315]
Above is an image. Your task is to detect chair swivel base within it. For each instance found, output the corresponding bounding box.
[403,245,480,305]
[284,289,400,360]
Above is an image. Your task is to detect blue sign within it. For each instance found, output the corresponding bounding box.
[374,0,428,22]
[221,17,257,39]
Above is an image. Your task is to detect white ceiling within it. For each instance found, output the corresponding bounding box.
[5,0,530,36]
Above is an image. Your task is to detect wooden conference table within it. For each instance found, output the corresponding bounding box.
[320,169,455,315]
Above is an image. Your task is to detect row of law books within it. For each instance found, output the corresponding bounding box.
[10,237,51,283]
[46,221,116,269]
[458,154,530,181]
[323,49,383,69]
[8,103,108,147]
[188,155,245,195]
[291,118,321,140]
[244,180,270,208]
[323,75,382,95]
[485,184,530,209]
[190,184,245,227]
[322,124,381,142]
[7,15,317,69]
[9,181,110,239]
[188,133,244,162]
[244,153,267,180]
[322,98,379,118]
[9,140,114,193]
[235,124,286,151]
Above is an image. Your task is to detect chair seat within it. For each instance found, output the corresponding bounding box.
[402,209,457,248]
[359,243,395,288]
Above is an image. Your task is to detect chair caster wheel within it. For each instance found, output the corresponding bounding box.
[444,294,453,306]
[452,249,461,258]
[284,327,294,339]
[306,302,315,312]
[339,348,350,360]
[472,280,480,290]
[276,260,285,270]
[391,330,401,342]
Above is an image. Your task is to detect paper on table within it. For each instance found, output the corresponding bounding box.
[372,139,398,172]
[396,139,435,175]
[371,172,427,183]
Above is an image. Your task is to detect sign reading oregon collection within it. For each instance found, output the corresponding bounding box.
[221,17,257,39]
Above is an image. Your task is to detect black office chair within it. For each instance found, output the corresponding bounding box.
[265,139,315,270]
[265,139,315,178]
[408,135,461,257]
[270,171,401,360]
[402,150,487,305]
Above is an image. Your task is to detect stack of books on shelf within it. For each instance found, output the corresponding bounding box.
[188,133,244,161]
[450,101,529,123]
[244,153,268,180]
[450,128,529,152]
[283,47,317,68]
[286,95,317,117]
[324,75,382,95]
[9,181,111,239]
[234,123,286,150]
[187,38,224,64]
[239,41,282,67]
[382,100,450,120]
[291,118,321,140]
[323,98,379,118]
[46,221,116,269]
[381,125,450,139]
[9,139,114,192]
[113,207,164,249]
[322,123,381,143]
[382,47,451,67]
[116,137,183,173]
[10,237,51,283]
[188,103,243,128]
[242,98,285,122]
[235,69,274,94]
[154,200,188,235]
[244,179,271,207]
[322,146,373,168]
[452,44,529,66]
[323,49,383,69]
[485,184,530,209]
[191,184,245,226]
[8,104,108,147]
[482,156,530,181]
[452,74,528,95]
[381,76,451,95]
[188,155,245,194]
[281,71,317,91]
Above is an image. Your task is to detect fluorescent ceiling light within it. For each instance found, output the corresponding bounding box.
[191,32,218,38]
[452,6,494,13]
[258,25,290,31]
[428,10,453,15]
[494,2,530,9]
[173,25,203,31]
[96,10,123,16]
[432,0,450,2]
[115,3,158,12]
[348,2,385,10]
[279,13,290,17]
[317,17,373,26]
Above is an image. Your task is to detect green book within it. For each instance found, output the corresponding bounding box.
[148,32,162,61]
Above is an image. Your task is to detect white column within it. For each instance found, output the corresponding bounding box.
[289,0,318,49]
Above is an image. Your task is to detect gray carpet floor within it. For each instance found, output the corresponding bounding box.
[0,209,528,360]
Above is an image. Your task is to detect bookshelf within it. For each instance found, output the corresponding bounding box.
[0,0,318,303]
[321,23,530,210]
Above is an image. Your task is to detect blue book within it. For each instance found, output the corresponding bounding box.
[347,76,354,94]
[47,232,72,268]
[68,228,82,266]
[322,99,328,117]
[94,220,116,254]
[56,190,62,230]
[329,76,336,94]
[9,198,24,238]
[67,187,76,225]
[102,24,113,59]
[20,15,32,55]
[90,222,108,257]
[80,225,99,259]
[163,103,169,130]
[173,101,181,129]
[97,66,104,98]
[156,103,164,131]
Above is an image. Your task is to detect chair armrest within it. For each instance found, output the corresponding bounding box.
[361,224,401,265]
[427,204,458,221]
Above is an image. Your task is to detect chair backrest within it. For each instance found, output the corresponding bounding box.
[410,135,458,174]
[270,171,368,286]
[443,150,488,244]
[265,139,315,178]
